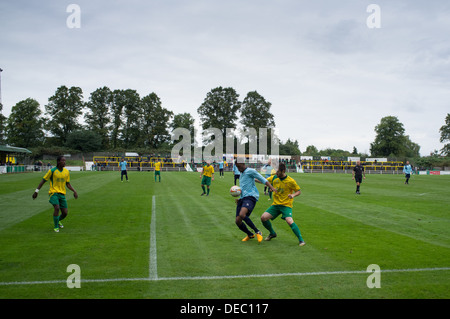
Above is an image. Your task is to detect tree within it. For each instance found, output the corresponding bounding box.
[304,145,319,156]
[403,135,420,158]
[240,91,275,128]
[120,89,141,149]
[85,86,113,149]
[319,148,352,159]
[370,116,420,157]
[279,139,301,155]
[197,87,241,148]
[439,113,450,156]
[45,86,84,145]
[140,93,174,149]
[110,89,126,149]
[0,102,6,144]
[171,112,196,147]
[6,98,44,147]
[108,89,141,149]
[240,91,276,154]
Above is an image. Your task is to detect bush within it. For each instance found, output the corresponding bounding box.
[414,155,450,170]
[65,130,102,152]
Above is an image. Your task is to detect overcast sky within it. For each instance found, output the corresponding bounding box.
[1,0,449,156]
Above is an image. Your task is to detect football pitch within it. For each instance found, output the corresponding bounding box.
[0,171,449,299]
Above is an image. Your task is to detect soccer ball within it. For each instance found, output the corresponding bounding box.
[230,185,241,197]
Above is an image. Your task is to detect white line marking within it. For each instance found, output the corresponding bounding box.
[155,267,450,281]
[149,195,158,280]
[1,267,449,286]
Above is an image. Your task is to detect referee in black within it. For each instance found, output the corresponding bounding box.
[352,160,366,194]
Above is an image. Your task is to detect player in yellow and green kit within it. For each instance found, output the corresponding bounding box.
[154,161,161,182]
[260,162,305,246]
[200,161,214,196]
[32,156,78,232]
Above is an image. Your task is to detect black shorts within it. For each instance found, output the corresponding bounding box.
[405,174,411,178]
[355,175,362,183]
[121,170,127,176]
[236,196,257,217]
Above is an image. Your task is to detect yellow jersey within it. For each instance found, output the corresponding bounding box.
[43,167,71,195]
[202,165,214,177]
[267,175,300,208]
[155,162,161,171]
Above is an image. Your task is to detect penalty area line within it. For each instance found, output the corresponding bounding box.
[1,267,449,286]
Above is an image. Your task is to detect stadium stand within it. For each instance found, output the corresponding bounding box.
[92,156,189,172]
[299,159,404,174]
[91,155,404,174]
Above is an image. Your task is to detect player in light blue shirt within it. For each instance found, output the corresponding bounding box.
[233,162,241,185]
[119,158,128,182]
[219,161,224,178]
[234,160,276,242]
[403,160,412,184]
[238,166,267,201]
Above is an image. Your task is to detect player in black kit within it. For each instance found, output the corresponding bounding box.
[352,160,366,194]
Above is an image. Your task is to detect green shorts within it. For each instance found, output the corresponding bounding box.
[201,176,212,186]
[49,193,68,209]
[265,205,293,220]
[155,171,161,175]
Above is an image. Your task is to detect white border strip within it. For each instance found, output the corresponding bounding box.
[1,267,449,286]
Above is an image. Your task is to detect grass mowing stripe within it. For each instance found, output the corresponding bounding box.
[0,172,118,231]
[0,189,50,231]
[294,174,450,248]
[149,195,158,280]
[300,196,450,248]
[153,173,351,278]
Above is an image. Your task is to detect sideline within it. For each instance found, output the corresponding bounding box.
[1,267,449,286]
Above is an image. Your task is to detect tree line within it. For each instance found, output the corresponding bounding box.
[0,85,300,155]
[0,85,448,161]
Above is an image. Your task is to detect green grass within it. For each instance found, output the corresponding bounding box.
[0,171,449,299]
